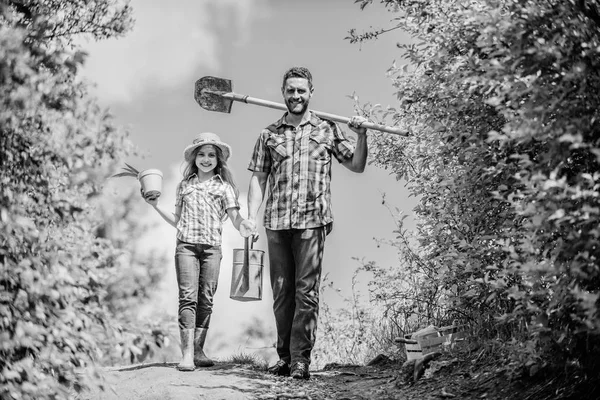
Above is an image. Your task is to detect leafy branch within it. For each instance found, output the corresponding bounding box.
[345,25,403,45]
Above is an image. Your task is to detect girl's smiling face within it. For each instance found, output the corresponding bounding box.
[195,144,218,175]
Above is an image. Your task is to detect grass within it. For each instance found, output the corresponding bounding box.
[226,351,269,370]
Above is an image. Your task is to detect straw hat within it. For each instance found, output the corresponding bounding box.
[183,132,232,162]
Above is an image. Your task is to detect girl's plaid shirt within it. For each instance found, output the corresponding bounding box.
[175,174,239,246]
[248,112,355,230]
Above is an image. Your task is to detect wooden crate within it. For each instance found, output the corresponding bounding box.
[402,325,468,360]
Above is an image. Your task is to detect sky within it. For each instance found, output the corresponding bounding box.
[81,0,418,364]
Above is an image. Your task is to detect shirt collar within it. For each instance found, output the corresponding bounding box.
[275,110,320,129]
[187,173,223,184]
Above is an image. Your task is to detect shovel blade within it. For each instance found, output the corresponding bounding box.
[194,76,233,113]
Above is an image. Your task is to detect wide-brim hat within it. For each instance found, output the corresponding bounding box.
[183,132,232,162]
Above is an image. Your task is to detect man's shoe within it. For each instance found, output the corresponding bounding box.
[267,359,290,376]
[290,361,310,380]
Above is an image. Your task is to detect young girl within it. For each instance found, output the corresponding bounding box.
[143,132,252,371]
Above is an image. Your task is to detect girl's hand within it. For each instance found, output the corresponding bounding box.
[141,188,159,207]
[239,219,257,238]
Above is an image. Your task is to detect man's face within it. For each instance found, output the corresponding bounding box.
[282,77,313,115]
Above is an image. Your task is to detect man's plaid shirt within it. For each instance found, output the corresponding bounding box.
[175,174,239,246]
[248,111,355,230]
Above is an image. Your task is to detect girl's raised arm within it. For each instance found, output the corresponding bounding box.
[144,192,181,228]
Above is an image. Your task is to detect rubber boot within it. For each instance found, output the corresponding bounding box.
[193,327,214,367]
[177,328,195,371]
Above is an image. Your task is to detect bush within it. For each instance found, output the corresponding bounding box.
[0,2,171,398]
[349,0,600,378]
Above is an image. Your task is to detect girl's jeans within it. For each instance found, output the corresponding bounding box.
[265,225,328,366]
[174,240,222,330]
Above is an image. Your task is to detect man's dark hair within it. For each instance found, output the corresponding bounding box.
[282,66,313,90]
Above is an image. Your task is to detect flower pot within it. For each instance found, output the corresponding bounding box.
[138,169,163,200]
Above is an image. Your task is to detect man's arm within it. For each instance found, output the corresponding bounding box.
[247,171,269,229]
[341,116,368,173]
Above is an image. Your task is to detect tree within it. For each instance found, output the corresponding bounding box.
[0,1,155,398]
[350,0,600,383]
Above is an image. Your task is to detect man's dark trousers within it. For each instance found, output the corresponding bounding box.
[265,225,328,365]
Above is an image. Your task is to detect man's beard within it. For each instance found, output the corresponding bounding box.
[286,99,307,115]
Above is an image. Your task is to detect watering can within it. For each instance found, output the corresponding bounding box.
[230,236,265,302]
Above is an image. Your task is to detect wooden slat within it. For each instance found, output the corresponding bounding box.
[403,325,470,360]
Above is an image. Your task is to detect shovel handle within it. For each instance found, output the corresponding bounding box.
[222,92,409,136]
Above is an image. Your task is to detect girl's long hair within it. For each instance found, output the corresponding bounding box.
[182,145,239,198]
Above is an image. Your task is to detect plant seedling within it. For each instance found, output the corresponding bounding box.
[111,163,161,200]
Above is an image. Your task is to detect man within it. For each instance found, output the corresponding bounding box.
[246,66,368,379]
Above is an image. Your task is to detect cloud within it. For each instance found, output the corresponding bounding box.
[80,0,267,104]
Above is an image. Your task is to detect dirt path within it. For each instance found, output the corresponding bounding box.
[82,361,400,400]
[81,355,580,400]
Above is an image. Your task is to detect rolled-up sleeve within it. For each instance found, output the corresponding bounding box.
[248,131,271,172]
[175,182,183,207]
[222,183,240,210]
[330,122,355,163]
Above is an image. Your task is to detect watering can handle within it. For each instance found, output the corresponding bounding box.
[244,238,249,265]
[243,236,258,267]
[245,235,259,250]
[240,238,251,292]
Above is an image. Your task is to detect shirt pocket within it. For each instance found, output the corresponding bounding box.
[206,190,228,220]
[266,135,288,161]
[180,186,196,204]
[309,132,332,161]
[181,186,195,196]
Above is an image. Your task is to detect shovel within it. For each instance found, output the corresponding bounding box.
[194,76,409,136]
